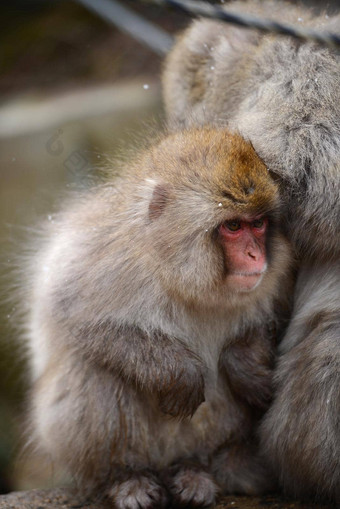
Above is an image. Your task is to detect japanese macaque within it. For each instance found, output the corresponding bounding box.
[27,127,293,508]
[163,1,340,503]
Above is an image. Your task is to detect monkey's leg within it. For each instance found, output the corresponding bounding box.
[211,442,276,495]
[164,460,219,508]
[260,263,340,502]
[31,359,169,508]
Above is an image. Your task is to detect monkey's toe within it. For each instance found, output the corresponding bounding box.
[108,474,169,509]
[169,468,218,508]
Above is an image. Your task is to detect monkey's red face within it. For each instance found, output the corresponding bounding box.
[219,217,268,292]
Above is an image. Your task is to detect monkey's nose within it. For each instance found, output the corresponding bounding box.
[244,243,266,273]
[246,244,260,261]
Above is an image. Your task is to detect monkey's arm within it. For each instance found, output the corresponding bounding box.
[219,327,274,410]
[260,262,340,501]
[70,320,205,419]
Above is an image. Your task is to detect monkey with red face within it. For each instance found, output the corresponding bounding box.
[26,127,293,508]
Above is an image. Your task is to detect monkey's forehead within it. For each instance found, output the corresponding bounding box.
[140,164,278,218]
[164,146,276,198]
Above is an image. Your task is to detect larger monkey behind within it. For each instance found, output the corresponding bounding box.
[163,0,340,503]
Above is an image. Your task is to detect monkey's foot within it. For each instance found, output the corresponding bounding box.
[168,467,218,508]
[108,473,169,509]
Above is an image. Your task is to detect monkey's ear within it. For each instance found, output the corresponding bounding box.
[148,183,171,220]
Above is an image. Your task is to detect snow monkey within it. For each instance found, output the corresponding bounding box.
[26,127,293,508]
[163,0,340,503]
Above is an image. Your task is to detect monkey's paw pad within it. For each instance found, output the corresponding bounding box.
[169,469,218,507]
[108,476,168,509]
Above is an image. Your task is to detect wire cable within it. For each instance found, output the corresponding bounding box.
[148,0,340,49]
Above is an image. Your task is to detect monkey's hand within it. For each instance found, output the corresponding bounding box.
[158,360,205,420]
[72,320,205,418]
[220,328,274,410]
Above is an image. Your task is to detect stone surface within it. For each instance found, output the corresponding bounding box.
[0,489,335,509]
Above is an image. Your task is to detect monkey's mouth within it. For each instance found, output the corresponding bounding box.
[233,265,267,277]
[228,269,266,292]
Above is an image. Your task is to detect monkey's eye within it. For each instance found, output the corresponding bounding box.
[225,220,241,231]
[253,219,264,228]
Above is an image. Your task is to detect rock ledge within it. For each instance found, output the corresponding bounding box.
[0,489,335,509]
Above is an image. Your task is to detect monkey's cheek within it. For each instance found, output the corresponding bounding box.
[227,273,265,292]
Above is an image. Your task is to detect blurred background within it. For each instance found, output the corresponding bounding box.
[0,0,338,494]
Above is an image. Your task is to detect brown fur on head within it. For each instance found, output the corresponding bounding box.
[148,128,278,215]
